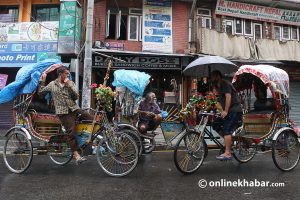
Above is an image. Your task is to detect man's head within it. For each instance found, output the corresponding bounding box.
[145,92,156,104]
[57,66,70,82]
[211,70,222,87]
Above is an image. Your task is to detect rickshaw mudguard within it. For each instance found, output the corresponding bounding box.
[117,123,139,132]
[272,127,298,141]
[5,126,32,140]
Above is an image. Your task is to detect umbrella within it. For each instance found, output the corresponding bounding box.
[183,55,238,77]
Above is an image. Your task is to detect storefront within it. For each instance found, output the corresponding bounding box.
[92,49,191,106]
[279,62,300,125]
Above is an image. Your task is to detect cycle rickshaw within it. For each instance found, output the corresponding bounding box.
[1,60,139,177]
[174,64,300,174]
[112,69,187,156]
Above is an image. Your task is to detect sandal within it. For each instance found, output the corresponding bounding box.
[216,154,232,161]
[75,156,87,165]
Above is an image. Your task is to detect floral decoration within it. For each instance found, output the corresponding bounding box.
[91,83,115,111]
[180,92,219,119]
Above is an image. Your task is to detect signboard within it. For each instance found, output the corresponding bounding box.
[142,0,173,53]
[0,21,60,67]
[0,42,59,67]
[93,55,181,70]
[215,0,300,26]
[0,22,58,42]
[105,42,125,51]
[57,0,82,55]
[0,73,8,89]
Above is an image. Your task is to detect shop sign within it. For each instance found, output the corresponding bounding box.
[0,22,58,42]
[93,55,181,69]
[0,73,8,89]
[105,42,124,51]
[142,0,173,53]
[216,0,300,26]
[0,42,59,67]
[57,0,82,55]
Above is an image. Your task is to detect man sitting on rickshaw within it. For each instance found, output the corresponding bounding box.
[38,66,93,164]
[211,70,243,161]
[138,92,162,136]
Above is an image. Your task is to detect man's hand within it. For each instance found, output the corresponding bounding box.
[40,73,47,82]
[221,110,228,119]
[146,112,156,118]
[64,78,72,87]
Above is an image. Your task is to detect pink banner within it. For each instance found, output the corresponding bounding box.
[0,73,8,89]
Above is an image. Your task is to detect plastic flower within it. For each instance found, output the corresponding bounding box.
[94,84,114,111]
[91,83,98,88]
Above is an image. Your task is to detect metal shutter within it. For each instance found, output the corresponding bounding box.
[289,82,300,125]
[0,102,14,129]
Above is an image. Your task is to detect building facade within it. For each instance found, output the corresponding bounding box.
[191,0,300,124]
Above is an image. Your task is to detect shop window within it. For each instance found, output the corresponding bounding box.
[224,20,233,35]
[32,5,60,21]
[106,8,142,41]
[291,26,299,40]
[253,23,262,40]
[197,8,211,29]
[244,19,252,36]
[282,26,290,40]
[274,26,281,40]
[234,18,243,35]
[0,6,19,22]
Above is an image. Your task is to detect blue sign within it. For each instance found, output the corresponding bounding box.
[0,42,59,67]
[145,0,171,7]
[0,42,57,53]
[0,53,37,63]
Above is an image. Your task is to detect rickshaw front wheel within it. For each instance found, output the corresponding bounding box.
[96,133,138,177]
[272,130,300,172]
[174,130,207,174]
[3,128,33,174]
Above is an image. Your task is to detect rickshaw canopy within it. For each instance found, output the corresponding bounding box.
[232,65,289,97]
[0,59,62,104]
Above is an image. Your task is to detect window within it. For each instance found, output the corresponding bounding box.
[0,6,19,22]
[224,20,233,35]
[106,8,142,41]
[234,18,243,34]
[32,5,60,22]
[291,26,299,40]
[244,19,252,36]
[282,26,290,40]
[274,26,281,40]
[253,23,262,40]
[197,8,211,29]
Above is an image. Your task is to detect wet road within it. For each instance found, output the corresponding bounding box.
[0,151,300,200]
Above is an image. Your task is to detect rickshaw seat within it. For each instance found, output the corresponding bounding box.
[243,110,274,136]
[30,112,61,124]
[28,112,61,137]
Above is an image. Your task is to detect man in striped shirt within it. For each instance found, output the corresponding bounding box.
[38,66,93,164]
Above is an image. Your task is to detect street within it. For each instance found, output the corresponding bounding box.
[0,150,299,200]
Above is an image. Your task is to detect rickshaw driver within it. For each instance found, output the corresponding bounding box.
[138,92,162,136]
[38,66,93,164]
[211,70,243,161]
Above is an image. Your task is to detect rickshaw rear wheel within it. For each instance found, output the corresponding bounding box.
[232,126,256,163]
[272,130,300,172]
[49,142,73,165]
[3,128,33,174]
[174,130,207,174]
[117,127,143,156]
[96,133,138,177]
